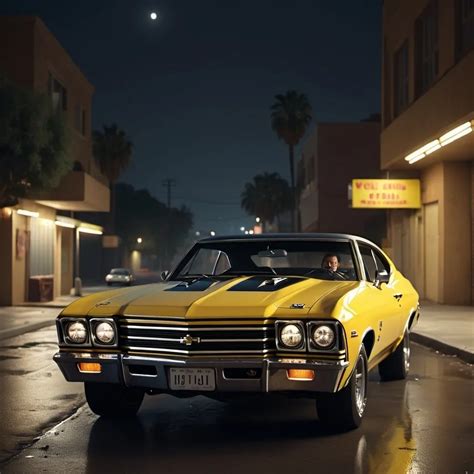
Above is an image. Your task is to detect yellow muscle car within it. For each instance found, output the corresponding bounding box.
[54,233,420,431]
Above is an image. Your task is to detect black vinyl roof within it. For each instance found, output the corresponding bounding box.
[199,232,372,244]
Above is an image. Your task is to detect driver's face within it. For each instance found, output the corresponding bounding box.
[324,256,339,271]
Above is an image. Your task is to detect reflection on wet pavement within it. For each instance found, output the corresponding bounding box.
[1,343,473,474]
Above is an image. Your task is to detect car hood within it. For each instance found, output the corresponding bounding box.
[61,276,358,319]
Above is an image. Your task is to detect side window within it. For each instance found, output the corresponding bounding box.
[373,250,391,275]
[214,251,231,275]
[184,249,221,275]
[358,244,377,282]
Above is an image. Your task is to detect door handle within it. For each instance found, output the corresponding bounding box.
[393,293,403,302]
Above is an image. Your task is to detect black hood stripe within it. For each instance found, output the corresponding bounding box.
[227,276,304,292]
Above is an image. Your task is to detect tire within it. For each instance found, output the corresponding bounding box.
[85,382,144,418]
[378,330,410,381]
[316,346,368,431]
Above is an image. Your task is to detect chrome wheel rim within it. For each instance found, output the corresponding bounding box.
[403,333,410,373]
[355,354,367,417]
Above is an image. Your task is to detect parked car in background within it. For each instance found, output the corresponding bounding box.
[55,234,419,431]
[105,268,134,286]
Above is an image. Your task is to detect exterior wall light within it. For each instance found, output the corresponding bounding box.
[404,120,473,165]
[17,209,39,218]
[78,227,103,235]
[55,220,75,229]
[439,121,473,146]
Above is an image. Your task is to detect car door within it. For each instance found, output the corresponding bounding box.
[358,243,402,351]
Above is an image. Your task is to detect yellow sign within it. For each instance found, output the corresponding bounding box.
[352,179,421,209]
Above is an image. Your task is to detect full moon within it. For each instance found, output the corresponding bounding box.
[150,12,158,20]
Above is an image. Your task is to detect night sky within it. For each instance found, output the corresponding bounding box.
[0,1,382,235]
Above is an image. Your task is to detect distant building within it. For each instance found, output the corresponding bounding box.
[297,121,386,244]
[0,17,109,304]
[381,0,473,304]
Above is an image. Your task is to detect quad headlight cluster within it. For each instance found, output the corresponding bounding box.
[276,320,339,352]
[59,318,117,347]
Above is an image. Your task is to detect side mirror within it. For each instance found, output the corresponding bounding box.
[160,270,169,281]
[374,270,390,289]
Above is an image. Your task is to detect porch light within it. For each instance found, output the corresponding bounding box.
[17,209,39,218]
[78,227,103,235]
[55,220,75,229]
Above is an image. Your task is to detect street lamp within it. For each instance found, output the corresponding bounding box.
[137,237,143,244]
[256,217,261,223]
[210,231,216,236]
[240,226,245,232]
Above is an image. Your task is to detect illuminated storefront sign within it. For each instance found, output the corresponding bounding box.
[352,179,421,209]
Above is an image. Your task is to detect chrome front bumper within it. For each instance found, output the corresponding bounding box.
[53,351,348,393]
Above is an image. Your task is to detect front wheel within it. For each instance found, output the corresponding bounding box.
[85,382,144,418]
[378,330,410,381]
[316,346,368,431]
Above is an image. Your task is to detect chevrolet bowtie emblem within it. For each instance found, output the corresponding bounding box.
[180,334,201,346]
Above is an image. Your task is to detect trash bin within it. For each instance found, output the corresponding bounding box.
[28,275,54,302]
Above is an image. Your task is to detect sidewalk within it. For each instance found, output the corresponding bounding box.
[0,286,107,340]
[0,296,472,363]
[411,301,473,364]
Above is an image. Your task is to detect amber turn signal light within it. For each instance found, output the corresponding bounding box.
[287,369,315,381]
[77,362,102,373]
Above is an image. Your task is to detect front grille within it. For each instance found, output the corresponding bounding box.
[118,317,276,356]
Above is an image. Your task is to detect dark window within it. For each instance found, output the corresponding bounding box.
[393,41,409,117]
[48,73,67,111]
[74,105,87,136]
[358,244,377,282]
[456,0,474,58]
[81,109,86,136]
[415,1,439,97]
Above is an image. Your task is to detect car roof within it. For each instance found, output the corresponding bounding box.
[198,233,374,245]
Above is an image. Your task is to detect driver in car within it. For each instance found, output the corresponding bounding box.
[321,253,347,280]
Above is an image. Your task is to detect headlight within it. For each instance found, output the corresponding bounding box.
[280,324,303,348]
[66,321,88,344]
[311,325,335,348]
[95,321,116,344]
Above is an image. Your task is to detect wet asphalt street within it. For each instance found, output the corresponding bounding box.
[0,337,472,474]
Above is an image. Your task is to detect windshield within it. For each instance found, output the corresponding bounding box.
[171,240,358,281]
[110,268,130,275]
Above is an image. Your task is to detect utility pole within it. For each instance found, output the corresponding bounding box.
[162,179,176,269]
[162,179,176,209]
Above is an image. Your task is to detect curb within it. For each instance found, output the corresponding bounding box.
[0,320,56,341]
[411,332,473,364]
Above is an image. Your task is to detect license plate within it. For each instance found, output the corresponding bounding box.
[169,368,216,391]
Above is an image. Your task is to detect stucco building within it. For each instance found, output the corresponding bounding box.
[298,120,386,245]
[0,16,109,304]
[381,0,473,305]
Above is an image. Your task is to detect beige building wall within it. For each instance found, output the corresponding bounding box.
[0,17,109,304]
[382,0,473,305]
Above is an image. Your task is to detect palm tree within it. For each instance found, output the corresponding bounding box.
[271,90,312,231]
[93,124,133,233]
[241,172,292,231]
